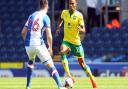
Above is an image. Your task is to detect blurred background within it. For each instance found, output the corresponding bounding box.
[0,0,128,77]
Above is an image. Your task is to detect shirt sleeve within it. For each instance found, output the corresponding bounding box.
[43,15,51,27]
[61,10,65,20]
[25,15,32,27]
[79,13,85,27]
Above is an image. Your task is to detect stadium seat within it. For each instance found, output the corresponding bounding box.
[0,0,128,62]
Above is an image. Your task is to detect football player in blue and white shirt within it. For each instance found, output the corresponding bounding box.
[21,0,66,89]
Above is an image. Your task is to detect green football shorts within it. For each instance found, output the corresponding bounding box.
[62,41,84,58]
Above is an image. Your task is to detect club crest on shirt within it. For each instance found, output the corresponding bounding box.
[73,16,77,20]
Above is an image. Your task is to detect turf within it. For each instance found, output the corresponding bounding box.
[0,77,127,89]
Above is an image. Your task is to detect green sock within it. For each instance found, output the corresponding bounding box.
[83,65,94,80]
[61,54,71,77]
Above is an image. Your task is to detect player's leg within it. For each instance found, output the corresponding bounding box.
[60,43,72,78]
[74,45,97,88]
[45,60,67,89]
[25,47,36,89]
[26,60,34,89]
[37,45,66,89]
[78,57,97,88]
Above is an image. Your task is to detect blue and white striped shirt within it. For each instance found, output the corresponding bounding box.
[25,10,50,46]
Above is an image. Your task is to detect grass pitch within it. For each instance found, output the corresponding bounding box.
[0,77,127,89]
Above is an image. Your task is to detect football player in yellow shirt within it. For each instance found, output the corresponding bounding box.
[56,0,97,88]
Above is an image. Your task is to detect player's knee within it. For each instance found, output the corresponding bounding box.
[61,50,70,56]
[60,46,70,55]
[60,50,66,54]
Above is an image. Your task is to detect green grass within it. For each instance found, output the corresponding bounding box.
[0,77,128,89]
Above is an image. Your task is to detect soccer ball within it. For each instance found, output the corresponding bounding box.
[64,78,74,89]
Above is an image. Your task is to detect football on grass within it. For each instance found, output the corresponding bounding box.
[64,78,74,89]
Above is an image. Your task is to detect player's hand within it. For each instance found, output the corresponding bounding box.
[56,29,60,36]
[77,25,85,33]
[48,47,53,56]
[77,25,83,31]
[77,26,81,31]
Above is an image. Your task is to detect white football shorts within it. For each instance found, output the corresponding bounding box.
[25,45,53,65]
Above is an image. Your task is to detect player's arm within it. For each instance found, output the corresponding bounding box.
[77,24,86,33]
[21,26,28,41]
[46,26,53,56]
[56,11,63,35]
[44,15,53,56]
[56,17,63,35]
[21,15,31,41]
[77,14,86,33]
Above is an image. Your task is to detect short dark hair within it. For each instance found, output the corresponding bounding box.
[39,0,48,8]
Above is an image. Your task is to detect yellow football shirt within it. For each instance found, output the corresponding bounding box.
[61,10,85,45]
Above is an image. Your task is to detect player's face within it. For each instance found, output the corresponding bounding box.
[44,2,49,12]
[69,0,77,12]
[46,4,48,10]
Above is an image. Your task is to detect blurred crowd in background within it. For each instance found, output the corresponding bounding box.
[0,0,128,63]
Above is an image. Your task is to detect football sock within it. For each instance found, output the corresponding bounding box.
[61,54,71,77]
[83,65,97,88]
[26,61,34,87]
[83,65,93,78]
[49,67,63,87]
